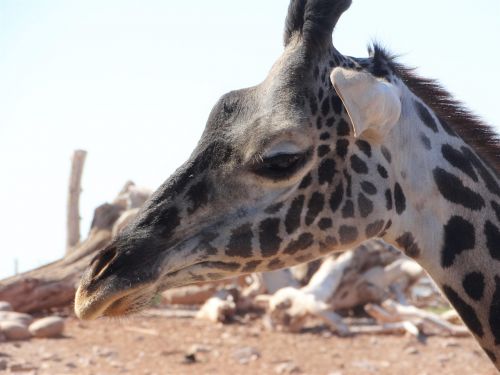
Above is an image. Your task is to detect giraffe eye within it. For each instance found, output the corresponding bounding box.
[251,150,311,180]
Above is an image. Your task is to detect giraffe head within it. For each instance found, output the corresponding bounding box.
[75,0,403,319]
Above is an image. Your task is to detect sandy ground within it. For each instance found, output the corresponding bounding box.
[0,312,497,375]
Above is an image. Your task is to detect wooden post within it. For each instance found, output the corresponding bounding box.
[66,150,87,253]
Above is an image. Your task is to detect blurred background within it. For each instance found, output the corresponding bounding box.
[1,0,499,279]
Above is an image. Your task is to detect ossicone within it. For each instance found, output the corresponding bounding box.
[284,0,352,50]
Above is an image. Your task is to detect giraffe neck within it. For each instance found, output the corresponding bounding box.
[382,87,500,365]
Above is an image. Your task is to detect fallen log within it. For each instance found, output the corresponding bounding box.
[0,179,152,313]
[258,240,424,333]
[0,207,117,313]
[66,149,87,253]
[365,300,469,337]
[163,284,224,306]
[163,276,247,306]
[196,288,237,323]
[349,321,420,336]
[383,300,469,337]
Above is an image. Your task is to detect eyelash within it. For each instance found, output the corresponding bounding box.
[250,149,312,181]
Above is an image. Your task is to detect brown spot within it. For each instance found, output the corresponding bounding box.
[267,258,285,270]
[242,260,262,273]
[396,232,421,258]
[284,233,314,255]
[295,254,314,263]
[339,226,358,245]
[365,220,385,238]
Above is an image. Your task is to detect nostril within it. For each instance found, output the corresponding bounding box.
[90,246,118,280]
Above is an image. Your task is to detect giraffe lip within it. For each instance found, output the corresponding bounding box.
[75,281,155,320]
[75,248,188,320]
[75,265,188,320]
[75,240,239,320]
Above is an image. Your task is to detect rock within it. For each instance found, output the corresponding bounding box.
[405,346,419,355]
[274,361,302,374]
[0,321,31,340]
[196,289,236,323]
[442,339,460,348]
[0,311,33,325]
[351,360,379,372]
[29,316,65,338]
[40,362,51,370]
[91,346,117,358]
[0,302,13,311]
[109,360,126,369]
[187,344,211,356]
[232,347,260,365]
[40,353,62,362]
[183,353,197,364]
[78,357,96,367]
[9,362,37,372]
[437,354,452,364]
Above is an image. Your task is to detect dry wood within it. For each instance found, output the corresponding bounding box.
[349,321,420,336]
[382,300,469,337]
[123,326,159,336]
[315,310,350,336]
[112,208,140,237]
[66,150,87,253]
[0,198,126,313]
[261,269,300,294]
[163,284,224,306]
[260,241,424,334]
[0,229,111,313]
[441,309,461,324]
[289,259,322,285]
[241,270,300,309]
[366,300,468,337]
[143,308,197,319]
[328,254,423,311]
[365,303,399,323]
[196,289,237,323]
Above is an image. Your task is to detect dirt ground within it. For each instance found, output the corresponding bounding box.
[0,311,497,375]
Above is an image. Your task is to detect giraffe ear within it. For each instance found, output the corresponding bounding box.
[330,68,402,139]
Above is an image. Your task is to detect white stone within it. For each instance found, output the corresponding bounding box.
[232,347,260,365]
[0,311,33,325]
[0,301,13,311]
[274,362,302,374]
[29,316,65,338]
[0,321,32,340]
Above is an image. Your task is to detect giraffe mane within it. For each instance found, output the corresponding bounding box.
[369,43,500,177]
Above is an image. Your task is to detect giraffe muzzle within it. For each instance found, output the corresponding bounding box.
[74,239,165,320]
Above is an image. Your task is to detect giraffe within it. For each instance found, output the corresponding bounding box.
[74,0,500,368]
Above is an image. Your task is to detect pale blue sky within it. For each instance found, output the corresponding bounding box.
[0,1,499,278]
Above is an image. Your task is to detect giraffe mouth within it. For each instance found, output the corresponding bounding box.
[75,258,242,320]
[74,281,157,320]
